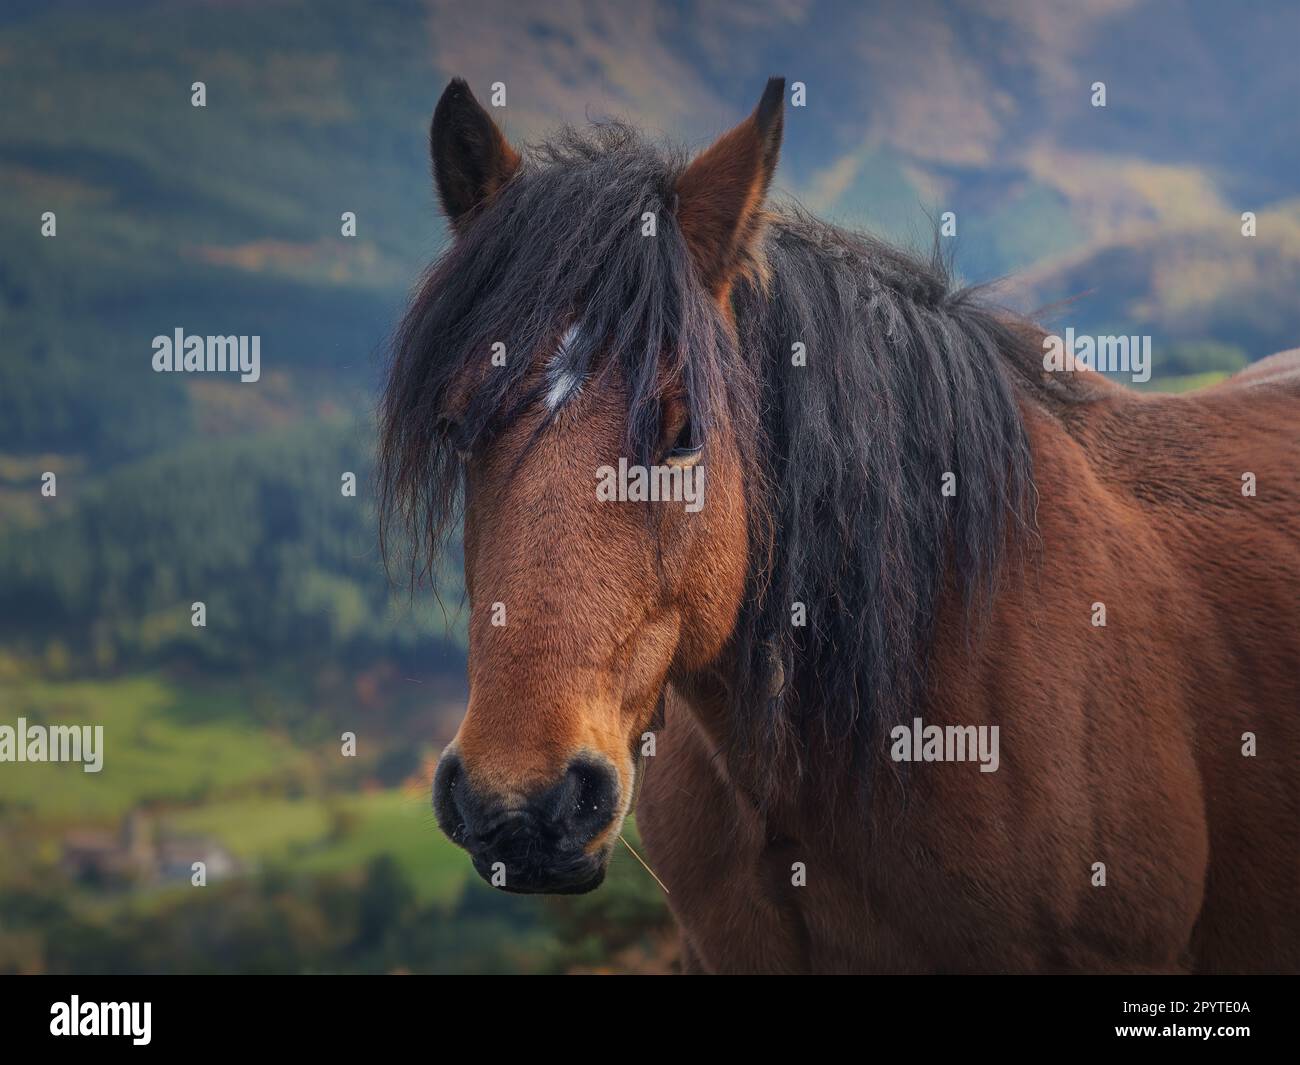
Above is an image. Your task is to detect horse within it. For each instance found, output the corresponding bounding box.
[379,77,1300,973]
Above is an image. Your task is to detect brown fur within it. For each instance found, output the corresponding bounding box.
[641,364,1300,972]
[414,79,1299,971]
[454,370,749,859]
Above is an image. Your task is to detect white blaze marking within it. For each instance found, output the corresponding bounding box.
[545,323,584,411]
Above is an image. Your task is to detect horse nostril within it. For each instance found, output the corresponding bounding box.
[429,751,617,894]
[432,750,468,845]
[561,757,619,843]
[433,749,619,873]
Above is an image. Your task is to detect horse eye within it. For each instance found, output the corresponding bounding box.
[665,417,704,468]
[437,417,470,461]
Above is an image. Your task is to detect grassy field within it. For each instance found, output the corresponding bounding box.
[165,790,469,905]
[0,675,313,820]
[0,669,674,973]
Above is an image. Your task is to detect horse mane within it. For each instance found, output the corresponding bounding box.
[378,122,1090,799]
[728,209,1057,794]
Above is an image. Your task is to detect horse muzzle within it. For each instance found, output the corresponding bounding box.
[432,748,618,894]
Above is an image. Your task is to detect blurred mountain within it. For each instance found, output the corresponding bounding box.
[3,0,1297,392]
[1,0,1297,665]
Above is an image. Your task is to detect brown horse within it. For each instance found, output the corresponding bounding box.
[380,77,1300,972]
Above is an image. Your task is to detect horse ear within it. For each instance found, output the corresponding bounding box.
[430,78,521,232]
[675,77,785,295]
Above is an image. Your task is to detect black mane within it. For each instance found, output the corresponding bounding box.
[729,208,1048,790]
[379,123,1074,798]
